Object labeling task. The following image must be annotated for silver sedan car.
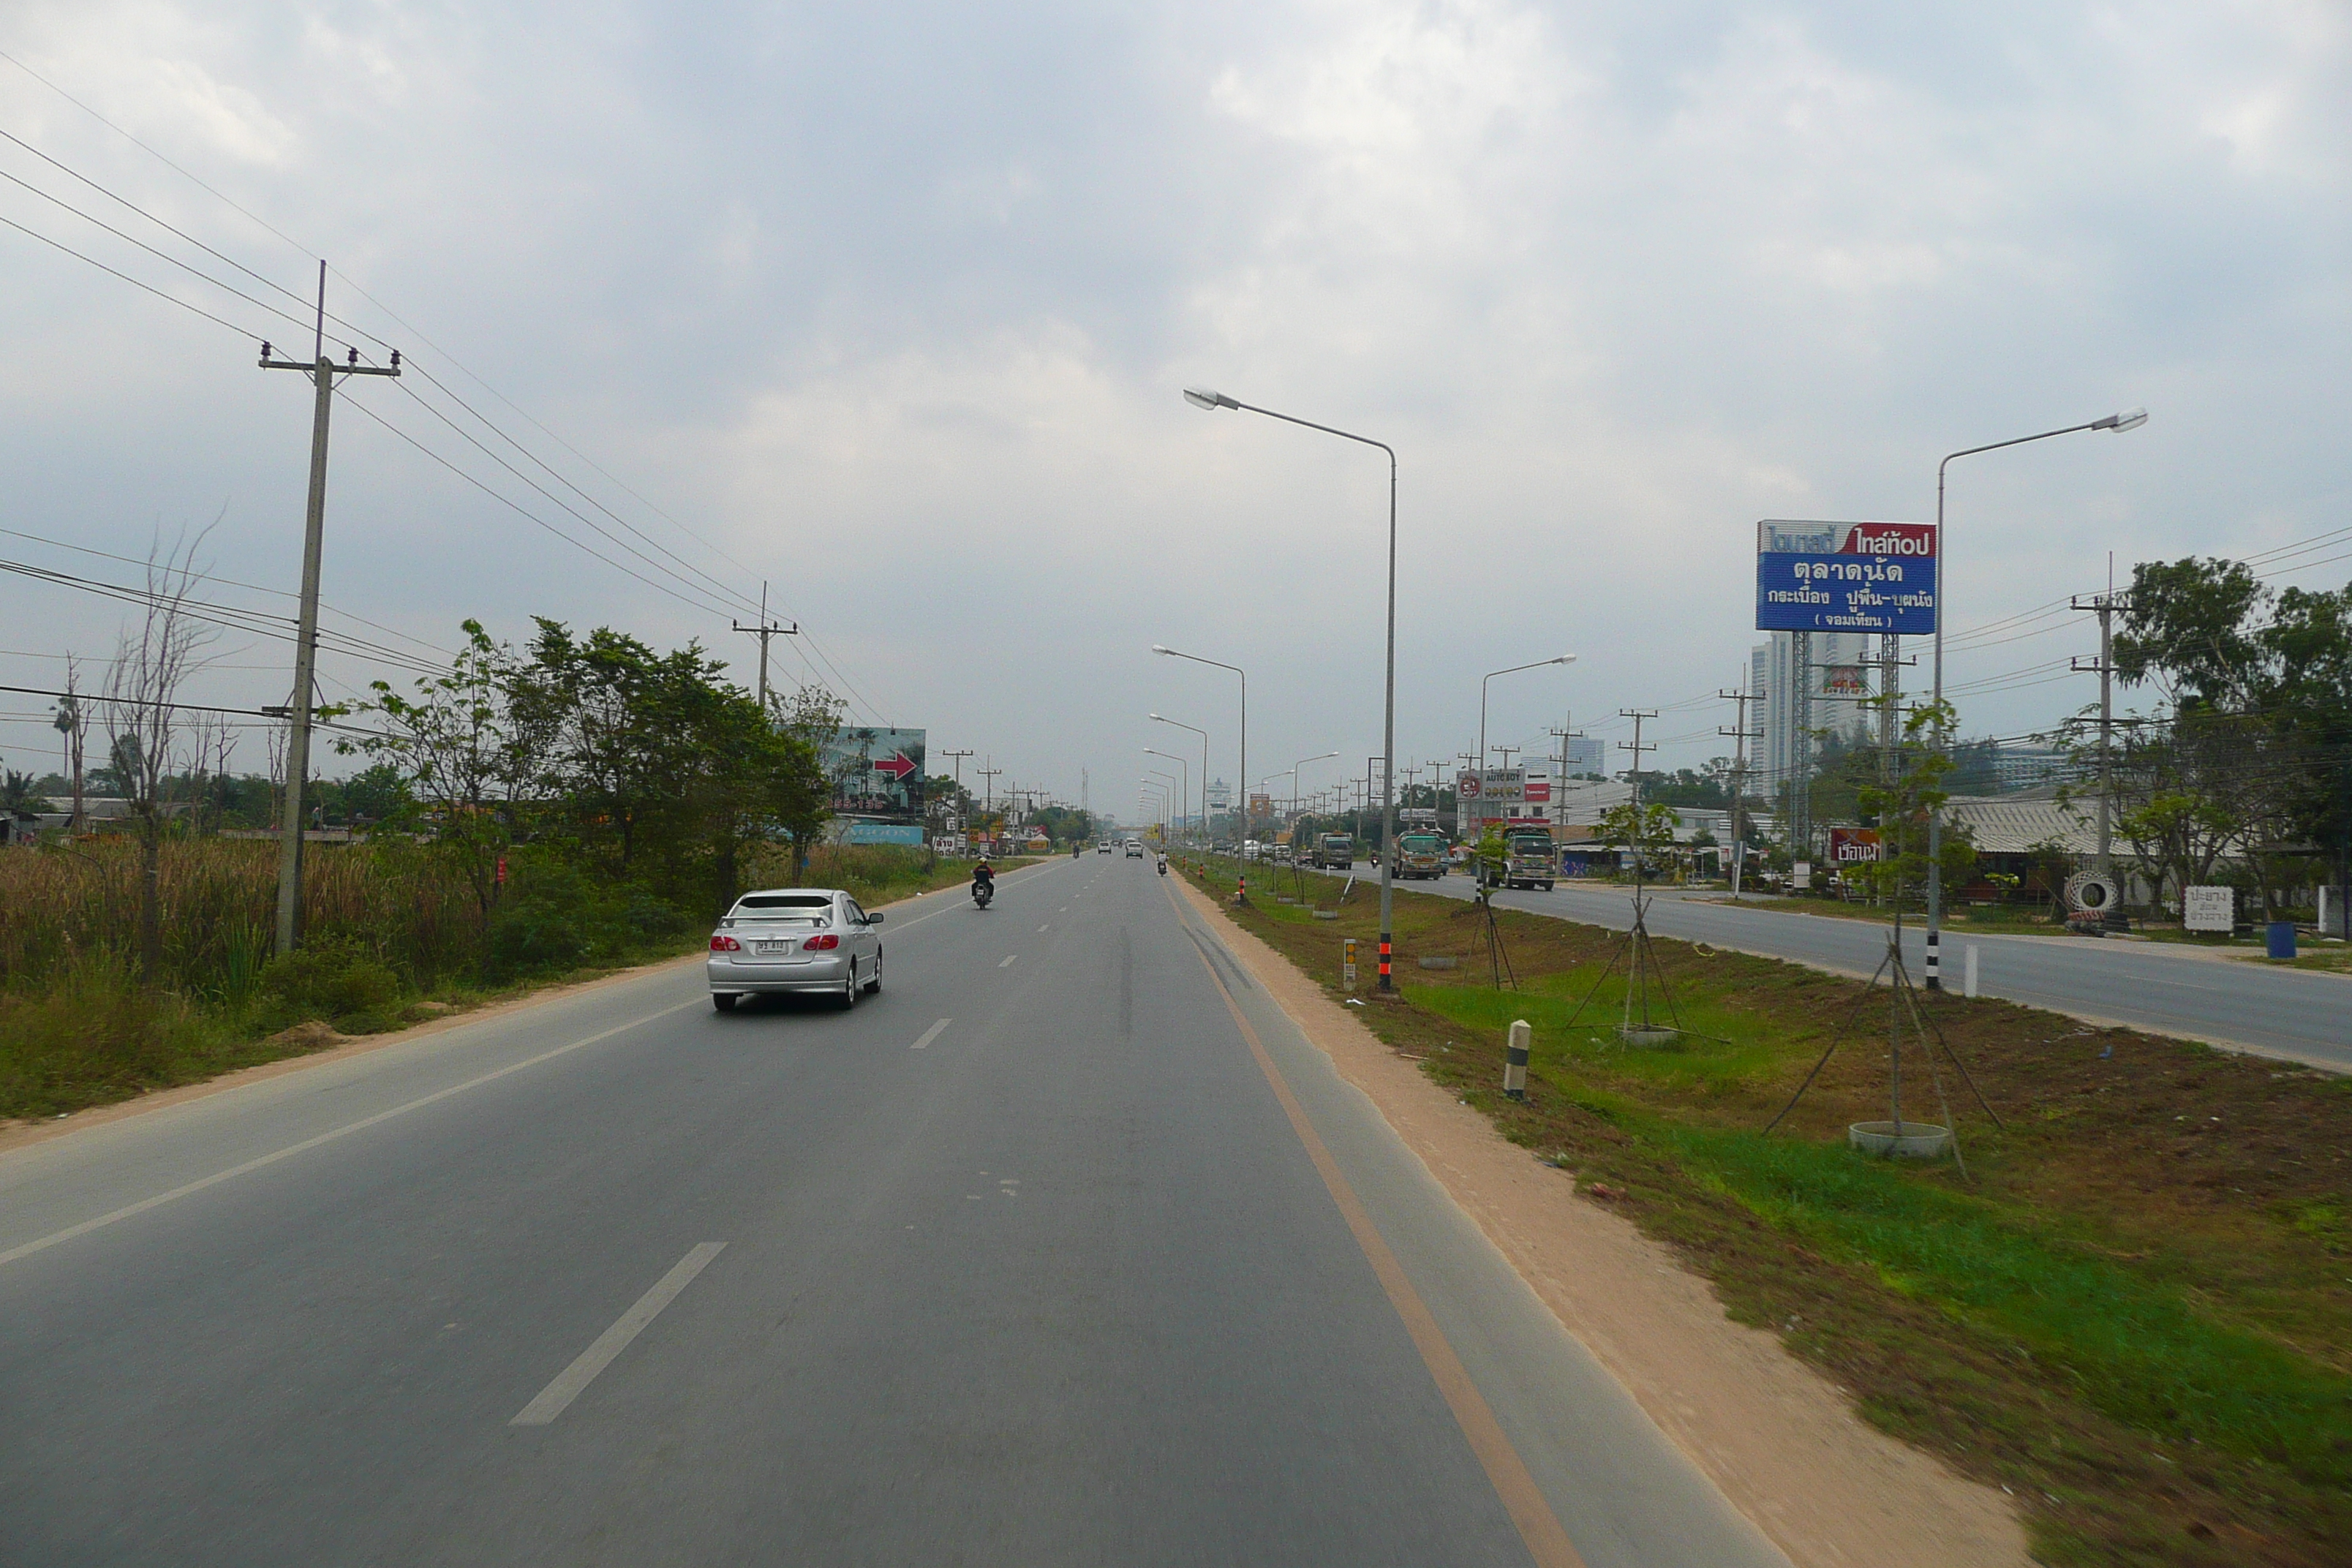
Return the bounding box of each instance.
[706,887,883,1011]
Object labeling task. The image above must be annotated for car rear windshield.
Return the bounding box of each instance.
[1401,834,1441,849]
[732,894,834,923]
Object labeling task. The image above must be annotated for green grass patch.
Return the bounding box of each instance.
[1182,856,2352,1566]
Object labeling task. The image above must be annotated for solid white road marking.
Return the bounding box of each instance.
[511,1243,726,1426]
[911,1018,950,1050]
[1000,954,1017,968]
[0,1000,702,1270]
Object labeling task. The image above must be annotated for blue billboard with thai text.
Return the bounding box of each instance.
[1755,519,1937,635]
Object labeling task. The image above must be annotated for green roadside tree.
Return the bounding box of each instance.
[1852,700,1977,907]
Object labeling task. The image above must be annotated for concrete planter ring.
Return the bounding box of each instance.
[1849,1120,1953,1160]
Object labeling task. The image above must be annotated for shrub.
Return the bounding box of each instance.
[258,936,403,1026]
[483,859,690,983]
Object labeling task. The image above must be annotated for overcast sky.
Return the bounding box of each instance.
[1,1,2345,818]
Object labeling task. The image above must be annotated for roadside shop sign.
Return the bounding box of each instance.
[1827,828,1881,865]
[2183,884,2234,932]
[1756,519,1937,636]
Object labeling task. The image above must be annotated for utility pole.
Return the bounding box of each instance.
[1719,682,1762,896]
[1618,710,1658,807]
[259,263,399,957]
[1547,720,1582,828]
[938,748,973,842]
[2071,586,2131,930]
[1790,630,1812,867]
[979,764,1003,848]
[1490,744,1518,771]
[732,581,799,713]
[51,657,84,831]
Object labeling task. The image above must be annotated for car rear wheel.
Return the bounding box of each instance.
[837,960,859,1011]
[712,993,737,1013]
[864,951,883,995]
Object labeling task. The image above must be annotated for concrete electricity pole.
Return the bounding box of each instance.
[1618,710,1658,808]
[259,263,400,957]
[2071,587,2131,931]
[732,581,799,712]
[1719,683,1762,896]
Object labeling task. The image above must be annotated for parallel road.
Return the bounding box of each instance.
[1325,863,2351,1073]
[0,858,1784,1567]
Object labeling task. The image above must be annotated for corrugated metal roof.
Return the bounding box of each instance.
[1943,792,2098,856]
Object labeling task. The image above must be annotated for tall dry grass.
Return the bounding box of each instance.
[0,836,484,1000]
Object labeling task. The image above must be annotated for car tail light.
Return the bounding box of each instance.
[710,934,742,951]
[803,933,840,951]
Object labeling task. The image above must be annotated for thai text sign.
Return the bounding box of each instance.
[1756,519,1937,635]
[2183,885,2234,932]
[1827,827,1881,865]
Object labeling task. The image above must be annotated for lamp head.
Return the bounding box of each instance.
[1183,387,1239,412]
[1554,653,1578,665]
[1150,644,1171,655]
[2093,407,2149,432]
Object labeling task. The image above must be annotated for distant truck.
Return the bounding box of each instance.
[1500,824,1556,891]
[1311,832,1355,870]
[1390,830,1446,880]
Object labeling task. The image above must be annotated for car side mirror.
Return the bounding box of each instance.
[865,912,884,925]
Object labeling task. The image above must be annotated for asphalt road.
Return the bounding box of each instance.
[1324,863,2351,1073]
[0,856,1784,1567]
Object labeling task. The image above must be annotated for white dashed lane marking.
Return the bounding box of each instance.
[911,1019,950,1050]
[1000,954,1018,968]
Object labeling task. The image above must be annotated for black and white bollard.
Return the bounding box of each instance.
[1504,1019,1531,1101]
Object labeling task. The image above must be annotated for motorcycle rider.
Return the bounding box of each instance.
[970,859,996,900]
[1156,852,1169,875]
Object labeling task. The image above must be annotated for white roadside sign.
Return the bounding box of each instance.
[2183,885,2234,932]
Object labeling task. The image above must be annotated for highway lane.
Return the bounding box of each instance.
[1322,862,2351,1072]
[0,856,1783,1567]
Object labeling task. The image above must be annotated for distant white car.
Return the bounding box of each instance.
[1125,838,1145,857]
[706,887,883,1011]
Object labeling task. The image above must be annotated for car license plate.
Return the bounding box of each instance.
[754,941,788,955]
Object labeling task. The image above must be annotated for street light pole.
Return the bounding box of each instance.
[1186,386,1400,990]
[1145,755,1188,841]
[1923,407,2147,989]
[1150,713,1210,846]
[1153,647,1244,854]
[1291,751,1340,819]
[1480,655,1577,777]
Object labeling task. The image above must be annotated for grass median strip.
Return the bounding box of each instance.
[1180,857,2352,1568]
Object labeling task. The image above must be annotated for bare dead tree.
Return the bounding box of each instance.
[102,527,218,984]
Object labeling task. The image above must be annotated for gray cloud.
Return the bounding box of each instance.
[1,1,2344,806]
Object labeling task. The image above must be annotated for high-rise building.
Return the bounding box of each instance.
[1750,630,1878,800]
[1560,734,1607,775]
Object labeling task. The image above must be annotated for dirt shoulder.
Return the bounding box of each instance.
[1175,875,2030,1568]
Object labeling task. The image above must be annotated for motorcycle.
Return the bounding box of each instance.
[1156,856,1169,876]
[971,877,995,909]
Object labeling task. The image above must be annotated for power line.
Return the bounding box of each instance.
[0,209,263,339]
[0,525,454,660]
[0,91,898,718]
[0,158,331,347]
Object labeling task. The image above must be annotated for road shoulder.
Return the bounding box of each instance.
[1172,874,2030,1568]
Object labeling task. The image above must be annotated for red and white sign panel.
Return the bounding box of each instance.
[1828,827,1882,865]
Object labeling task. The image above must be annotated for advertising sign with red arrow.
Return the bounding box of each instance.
[820,726,928,823]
